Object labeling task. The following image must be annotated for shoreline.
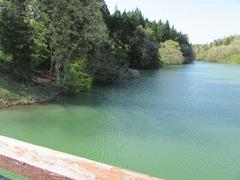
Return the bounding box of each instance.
[0,93,61,110]
[195,59,240,64]
[0,68,140,110]
[0,73,62,110]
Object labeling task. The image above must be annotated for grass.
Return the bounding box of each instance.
[0,50,59,108]
[0,73,59,108]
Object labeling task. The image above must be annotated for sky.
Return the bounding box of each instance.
[105,0,240,44]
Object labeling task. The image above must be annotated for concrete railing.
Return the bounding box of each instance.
[0,135,163,180]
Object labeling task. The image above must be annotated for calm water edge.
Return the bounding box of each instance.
[0,62,240,180]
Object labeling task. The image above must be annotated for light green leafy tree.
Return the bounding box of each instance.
[64,58,93,93]
[159,40,184,65]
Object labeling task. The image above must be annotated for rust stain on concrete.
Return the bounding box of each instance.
[0,135,163,180]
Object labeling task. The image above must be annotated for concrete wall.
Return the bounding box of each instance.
[0,135,163,180]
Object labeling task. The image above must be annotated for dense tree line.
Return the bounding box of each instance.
[104,7,195,67]
[0,0,194,92]
[194,35,240,63]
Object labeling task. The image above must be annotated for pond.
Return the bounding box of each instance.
[0,62,240,180]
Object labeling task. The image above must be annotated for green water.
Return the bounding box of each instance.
[1,62,240,180]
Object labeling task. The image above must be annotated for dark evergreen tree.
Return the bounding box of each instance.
[99,0,111,30]
[129,26,160,69]
[0,0,34,81]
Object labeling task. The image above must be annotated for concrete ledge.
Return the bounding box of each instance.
[0,136,162,180]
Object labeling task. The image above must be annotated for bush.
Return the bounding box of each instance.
[0,50,12,72]
[64,58,93,93]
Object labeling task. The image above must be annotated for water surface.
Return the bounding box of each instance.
[0,62,240,180]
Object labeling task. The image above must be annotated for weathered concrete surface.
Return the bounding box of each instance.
[0,135,163,180]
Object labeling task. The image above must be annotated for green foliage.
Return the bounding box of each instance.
[0,0,34,80]
[88,43,121,84]
[159,40,184,65]
[129,25,160,69]
[64,59,93,93]
[0,50,11,72]
[194,36,240,64]
[0,0,195,95]
[0,0,49,79]
[0,50,11,63]
[39,0,109,87]
[100,0,111,30]
[108,7,194,68]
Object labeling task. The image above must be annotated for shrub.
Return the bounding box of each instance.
[64,58,93,93]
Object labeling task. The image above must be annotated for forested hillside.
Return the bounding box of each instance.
[0,0,194,96]
[194,35,240,63]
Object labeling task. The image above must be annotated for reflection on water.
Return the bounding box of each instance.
[0,62,240,180]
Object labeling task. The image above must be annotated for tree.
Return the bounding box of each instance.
[88,43,121,84]
[99,0,111,30]
[159,40,185,65]
[40,0,109,88]
[0,0,196,93]
[162,20,171,41]
[193,35,240,64]
[129,26,160,69]
[0,0,35,81]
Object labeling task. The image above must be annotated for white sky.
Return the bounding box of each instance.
[105,0,240,44]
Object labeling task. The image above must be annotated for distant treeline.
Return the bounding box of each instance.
[0,0,194,92]
[194,35,240,64]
